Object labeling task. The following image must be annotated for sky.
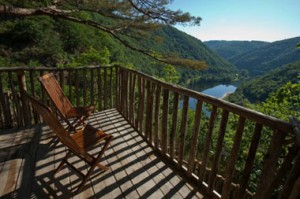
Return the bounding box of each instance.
[169,0,300,42]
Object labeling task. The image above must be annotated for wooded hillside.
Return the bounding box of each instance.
[205,37,300,77]
[229,61,300,104]
[0,15,237,82]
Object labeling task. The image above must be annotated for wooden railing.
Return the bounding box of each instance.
[0,66,117,128]
[0,66,299,198]
[116,67,300,199]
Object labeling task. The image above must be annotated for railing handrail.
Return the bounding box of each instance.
[119,67,293,134]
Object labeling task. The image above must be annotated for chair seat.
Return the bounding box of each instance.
[72,124,111,149]
[66,106,95,119]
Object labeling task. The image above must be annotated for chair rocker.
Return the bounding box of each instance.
[27,94,113,193]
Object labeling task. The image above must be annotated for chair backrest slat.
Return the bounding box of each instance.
[39,73,73,117]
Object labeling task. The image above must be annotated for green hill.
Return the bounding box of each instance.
[0,16,237,82]
[229,61,300,104]
[141,26,237,83]
[204,37,300,78]
[204,40,269,60]
[230,37,300,77]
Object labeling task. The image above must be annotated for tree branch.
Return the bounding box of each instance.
[0,4,205,69]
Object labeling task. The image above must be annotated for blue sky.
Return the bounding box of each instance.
[169,0,300,42]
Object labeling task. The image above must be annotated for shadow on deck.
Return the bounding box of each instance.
[0,109,202,199]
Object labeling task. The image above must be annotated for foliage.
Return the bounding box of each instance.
[161,64,180,84]
[0,0,207,68]
[64,46,111,67]
[229,61,300,104]
[254,80,300,121]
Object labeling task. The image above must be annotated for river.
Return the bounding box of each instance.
[180,82,238,110]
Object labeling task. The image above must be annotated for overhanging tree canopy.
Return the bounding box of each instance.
[0,0,206,69]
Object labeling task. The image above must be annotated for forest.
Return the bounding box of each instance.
[0,11,236,83]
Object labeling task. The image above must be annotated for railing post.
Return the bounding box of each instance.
[17,71,31,126]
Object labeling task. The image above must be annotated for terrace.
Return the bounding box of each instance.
[0,65,299,198]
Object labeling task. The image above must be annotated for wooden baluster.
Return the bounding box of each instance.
[17,71,31,126]
[68,70,73,103]
[208,109,229,195]
[75,70,80,107]
[170,92,179,160]
[104,67,108,110]
[59,70,64,90]
[110,67,113,108]
[82,69,87,106]
[29,71,39,123]
[135,75,141,129]
[161,88,169,155]
[269,144,298,195]
[135,76,142,128]
[131,73,136,126]
[199,106,217,182]
[255,129,286,198]
[97,67,102,111]
[39,71,46,103]
[145,80,153,142]
[120,69,124,114]
[236,123,262,198]
[187,99,203,176]
[280,150,300,198]
[122,70,128,118]
[29,70,35,96]
[221,116,246,198]
[115,66,119,109]
[154,85,161,149]
[128,72,133,123]
[0,72,12,127]
[139,78,146,135]
[8,72,23,126]
[279,118,300,198]
[178,95,189,168]
[90,68,95,106]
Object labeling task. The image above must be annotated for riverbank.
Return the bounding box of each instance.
[221,91,234,100]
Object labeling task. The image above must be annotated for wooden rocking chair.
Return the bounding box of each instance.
[39,73,94,130]
[27,94,113,193]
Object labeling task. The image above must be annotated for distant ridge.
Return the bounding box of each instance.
[204,37,300,77]
[204,40,269,60]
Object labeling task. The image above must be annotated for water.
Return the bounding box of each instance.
[180,83,237,111]
[201,84,237,99]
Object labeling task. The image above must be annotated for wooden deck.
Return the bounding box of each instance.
[0,109,202,199]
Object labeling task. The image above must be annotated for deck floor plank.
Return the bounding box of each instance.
[110,111,177,199]
[0,109,202,199]
[89,111,140,199]
[0,127,31,197]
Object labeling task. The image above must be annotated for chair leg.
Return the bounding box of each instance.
[76,137,113,193]
[54,150,72,174]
